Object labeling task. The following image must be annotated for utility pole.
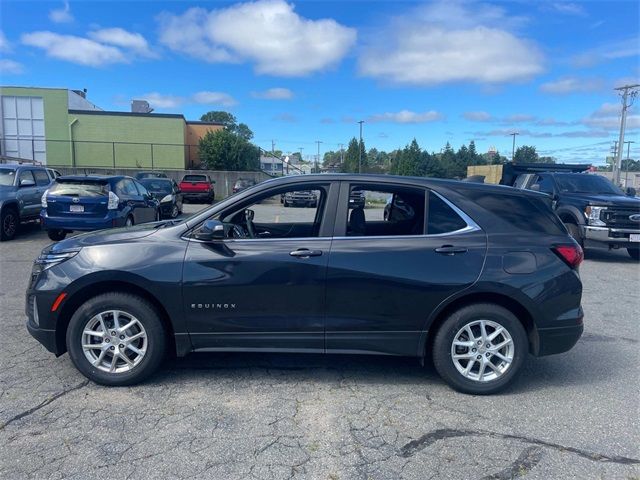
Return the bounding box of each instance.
[315,141,322,174]
[271,140,275,155]
[509,132,519,162]
[357,121,365,173]
[624,140,635,188]
[614,83,640,185]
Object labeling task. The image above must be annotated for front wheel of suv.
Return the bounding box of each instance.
[66,293,167,386]
[627,248,640,261]
[432,303,528,395]
[1,206,18,241]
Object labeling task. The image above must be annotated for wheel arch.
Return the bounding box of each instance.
[556,205,584,225]
[55,280,177,357]
[1,200,20,216]
[422,292,538,356]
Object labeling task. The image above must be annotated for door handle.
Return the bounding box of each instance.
[290,249,323,258]
[435,245,468,255]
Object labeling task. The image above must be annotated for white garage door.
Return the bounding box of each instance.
[1,96,46,164]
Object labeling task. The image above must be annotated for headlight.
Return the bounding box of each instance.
[33,248,81,274]
[585,206,606,226]
[160,194,174,203]
[41,190,49,208]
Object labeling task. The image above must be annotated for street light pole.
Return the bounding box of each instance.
[315,141,322,173]
[357,120,365,173]
[509,132,519,162]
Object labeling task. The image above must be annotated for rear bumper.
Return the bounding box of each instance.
[183,192,212,200]
[534,309,584,356]
[41,211,125,231]
[582,225,640,246]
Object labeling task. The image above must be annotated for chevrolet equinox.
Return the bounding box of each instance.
[27,174,584,394]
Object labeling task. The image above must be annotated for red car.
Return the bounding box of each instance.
[179,174,215,204]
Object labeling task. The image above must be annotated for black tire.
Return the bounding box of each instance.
[66,293,166,386]
[564,222,583,247]
[209,194,215,204]
[432,303,528,395]
[1,206,19,241]
[125,216,134,227]
[47,229,67,241]
[627,248,640,261]
[170,204,179,218]
[284,201,289,208]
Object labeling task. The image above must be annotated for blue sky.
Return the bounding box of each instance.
[1,0,639,164]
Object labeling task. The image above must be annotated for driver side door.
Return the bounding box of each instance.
[183,182,338,352]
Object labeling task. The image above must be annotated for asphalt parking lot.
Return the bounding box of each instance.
[0,204,638,479]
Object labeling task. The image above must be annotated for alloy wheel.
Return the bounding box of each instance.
[3,212,17,237]
[81,310,148,373]
[450,319,514,382]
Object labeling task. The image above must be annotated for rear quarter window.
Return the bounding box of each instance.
[466,191,566,235]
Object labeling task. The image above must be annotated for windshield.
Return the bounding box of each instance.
[0,168,17,186]
[141,179,173,194]
[555,175,624,195]
[235,180,253,187]
[49,180,109,197]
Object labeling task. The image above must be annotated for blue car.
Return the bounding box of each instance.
[41,175,160,241]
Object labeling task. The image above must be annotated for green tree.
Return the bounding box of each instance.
[514,145,539,163]
[200,111,254,140]
[538,156,556,164]
[198,129,259,171]
[341,138,367,173]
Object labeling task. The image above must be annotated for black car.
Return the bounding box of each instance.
[283,189,317,207]
[514,172,640,260]
[139,178,183,219]
[26,174,583,394]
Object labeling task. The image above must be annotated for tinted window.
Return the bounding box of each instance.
[534,175,555,194]
[18,170,35,185]
[465,191,565,235]
[33,170,50,186]
[555,174,623,195]
[49,180,109,197]
[117,179,139,197]
[0,168,17,186]
[347,185,425,237]
[427,192,468,234]
[141,179,173,194]
[183,175,207,182]
[135,181,148,196]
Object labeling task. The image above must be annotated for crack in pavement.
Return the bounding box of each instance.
[481,446,544,480]
[0,380,89,430]
[399,428,640,465]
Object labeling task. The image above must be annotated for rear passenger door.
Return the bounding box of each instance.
[324,182,487,356]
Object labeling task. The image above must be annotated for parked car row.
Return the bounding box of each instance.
[0,167,217,241]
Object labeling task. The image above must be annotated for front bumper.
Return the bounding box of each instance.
[25,292,64,355]
[582,225,640,246]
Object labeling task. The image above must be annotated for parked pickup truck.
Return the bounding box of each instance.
[179,174,215,204]
[0,164,52,241]
[513,171,640,260]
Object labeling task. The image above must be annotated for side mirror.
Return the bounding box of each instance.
[626,187,637,197]
[194,219,225,242]
[20,179,36,188]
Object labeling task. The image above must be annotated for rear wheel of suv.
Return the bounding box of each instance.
[627,248,640,261]
[432,303,528,395]
[0,206,18,241]
[66,293,166,386]
[47,229,67,241]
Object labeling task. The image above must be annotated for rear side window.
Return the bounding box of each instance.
[427,192,468,234]
[33,170,50,186]
[183,175,207,182]
[49,181,109,197]
[466,191,566,235]
[116,179,139,197]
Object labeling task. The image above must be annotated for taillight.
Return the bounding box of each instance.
[552,244,584,269]
[107,191,119,210]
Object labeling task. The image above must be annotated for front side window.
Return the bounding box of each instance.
[346,185,425,237]
[218,185,327,239]
[18,170,35,185]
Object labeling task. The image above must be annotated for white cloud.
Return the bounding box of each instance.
[49,0,74,23]
[22,29,156,67]
[0,59,24,75]
[252,87,294,100]
[582,102,640,130]
[359,1,543,86]
[140,91,237,110]
[463,111,493,122]
[504,114,537,123]
[0,31,11,53]
[157,0,356,76]
[88,28,156,58]
[192,91,237,107]
[540,76,604,94]
[21,31,126,66]
[571,37,639,67]
[367,110,444,124]
[549,3,586,16]
[273,112,297,123]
